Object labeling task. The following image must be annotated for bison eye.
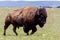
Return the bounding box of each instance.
[41,15,44,17]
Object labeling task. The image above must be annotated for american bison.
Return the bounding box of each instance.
[3,6,47,36]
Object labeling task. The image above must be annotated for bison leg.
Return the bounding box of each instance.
[23,25,29,35]
[3,22,10,36]
[30,26,37,35]
[12,24,18,36]
[13,26,18,36]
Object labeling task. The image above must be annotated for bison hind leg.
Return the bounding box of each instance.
[3,21,11,36]
[13,27,18,36]
[12,24,18,36]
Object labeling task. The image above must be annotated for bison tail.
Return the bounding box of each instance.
[5,14,11,24]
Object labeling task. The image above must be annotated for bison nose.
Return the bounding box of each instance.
[40,24,44,28]
[43,21,46,24]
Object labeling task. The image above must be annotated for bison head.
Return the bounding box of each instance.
[36,8,47,28]
[38,15,47,28]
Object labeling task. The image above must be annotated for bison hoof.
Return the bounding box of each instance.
[3,33,6,36]
[16,34,18,36]
[27,33,29,35]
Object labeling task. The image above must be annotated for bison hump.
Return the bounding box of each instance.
[22,6,38,22]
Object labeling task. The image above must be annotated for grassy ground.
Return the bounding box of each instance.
[0,7,60,40]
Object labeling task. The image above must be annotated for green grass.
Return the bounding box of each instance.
[0,7,60,40]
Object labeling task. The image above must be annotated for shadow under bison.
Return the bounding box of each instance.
[3,6,47,36]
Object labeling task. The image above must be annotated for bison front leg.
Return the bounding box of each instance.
[23,25,29,35]
[30,26,37,35]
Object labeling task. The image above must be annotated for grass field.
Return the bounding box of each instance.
[0,7,60,40]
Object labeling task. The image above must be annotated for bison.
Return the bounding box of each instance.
[3,6,47,36]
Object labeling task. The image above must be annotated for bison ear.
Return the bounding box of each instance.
[39,8,47,18]
[37,8,42,16]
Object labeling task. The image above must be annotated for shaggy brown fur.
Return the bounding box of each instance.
[3,6,47,36]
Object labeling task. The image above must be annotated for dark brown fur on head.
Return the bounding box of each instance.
[36,8,47,28]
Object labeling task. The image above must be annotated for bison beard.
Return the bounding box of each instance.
[3,6,47,36]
